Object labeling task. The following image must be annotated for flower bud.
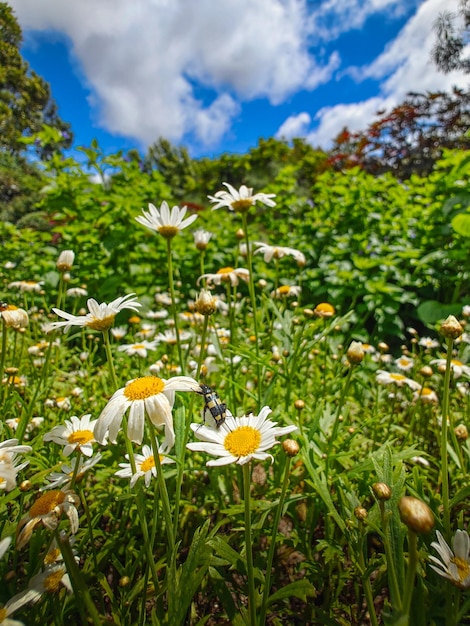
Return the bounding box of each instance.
[455,424,468,441]
[294,399,305,411]
[354,506,368,521]
[372,482,392,501]
[347,340,364,364]
[282,439,300,457]
[419,365,433,378]
[398,496,434,534]
[440,315,464,340]
[56,249,75,272]
[194,289,217,316]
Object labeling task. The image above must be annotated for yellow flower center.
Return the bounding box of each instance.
[158,225,179,239]
[29,491,66,517]
[133,344,145,350]
[451,359,463,367]
[278,285,291,295]
[422,388,433,396]
[128,316,141,324]
[6,304,18,311]
[231,199,253,213]
[124,376,165,400]
[68,430,94,446]
[390,373,406,382]
[224,426,261,457]
[141,456,155,472]
[44,567,66,593]
[452,556,470,584]
[217,267,234,274]
[87,314,116,331]
[315,302,335,316]
[44,547,61,565]
[0,608,7,622]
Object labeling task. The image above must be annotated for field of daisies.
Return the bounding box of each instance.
[1,143,470,625]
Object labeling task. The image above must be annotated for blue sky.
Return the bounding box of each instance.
[9,0,468,159]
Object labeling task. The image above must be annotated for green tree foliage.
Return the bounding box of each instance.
[432,0,470,73]
[328,88,470,179]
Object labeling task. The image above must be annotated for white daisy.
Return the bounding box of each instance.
[43,414,98,457]
[187,406,297,466]
[115,444,174,488]
[110,325,128,340]
[418,336,440,349]
[376,370,421,390]
[136,201,197,239]
[8,280,44,293]
[198,266,250,287]
[56,250,75,272]
[430,358,470,379]
[94,375,199,448]
[208,183,276,214]
[413,387,438,404]
[193,228,213,251]
[42,454,102,491]
[254,242,305,266]
[117,340,158,358]
[51,294,141,332]
[155,329,192,345]
[66,287,88,298]
[430,530,470,589]
[272,285,301,299]
[27,563,72,596]
[395,355,414,372]
[0,439,32,492]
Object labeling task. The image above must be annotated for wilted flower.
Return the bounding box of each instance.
[430,530,470,589]
[136,201,197,239]
[94,375,199,448]
[51,294,141,332]
[1,305,29,330]
[16,488,80,550]
[187,406,297,466]
[208,182,276,214]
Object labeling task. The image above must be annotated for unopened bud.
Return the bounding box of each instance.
[354,506,368,521]
[455,424,468,441]
[56,249,75,272]
[372,482,392,501]
[398,496,434,534]
[282,439,300,457]
[194,289,217,316]
[294,399,305,411]
[440,315,464,340]
[347,340,364,364]
[419,365,433,378]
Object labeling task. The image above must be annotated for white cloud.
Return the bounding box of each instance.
[306,0,469,148]
[276,112,312,140]
[9,0,338,148]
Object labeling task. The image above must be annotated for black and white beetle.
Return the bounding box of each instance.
[196,384,227,428]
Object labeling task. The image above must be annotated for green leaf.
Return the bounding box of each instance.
[451,212,470,237]
[417,300,462,325]
[267,579,316,605]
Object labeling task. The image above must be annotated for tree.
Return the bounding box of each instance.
[0,2,72,158]
[327,88,470,179]
[432,0,470,74]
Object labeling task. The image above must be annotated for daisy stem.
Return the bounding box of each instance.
[166,237,184,371]
[379,500,402,611]
[149,425,175,549]
[69,449,82,491]
[325,363,355,477]
[440,337,453,540]
[102,328,118,390]
[242,462,257,626]
[56,530,102,626]
[56,273,67,310]
[258,455,292,625]
[226,281,237,413]
[241,213,261,407]
[402,529,418,621]
[0,320,7,398]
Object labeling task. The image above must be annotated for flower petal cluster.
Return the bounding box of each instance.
[208,183,276,214]
[376,370,421,390]
[117,340,158,358]
[94,375,198,448]
[254,242,305,266]
[430,530,470,589]
[43,414,98,457]
[0,439,31,492]
[51,294,141,332]
[198,267,250,287]
[430,358,470,379]
[136,201,197,239]
[187,406,297,466]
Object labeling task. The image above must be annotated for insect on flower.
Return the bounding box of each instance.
[196,384,227,428]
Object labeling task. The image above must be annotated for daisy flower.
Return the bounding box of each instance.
[8,280,44,293]
[395,355,414,372]
[56,250,75,272]
[94,375,198,448]
[376,370,421,390]
[42,454,102,491]
[314,302,335,318]
[193,228,213,251]
[272,285,301,299]
[136,201,197,239]
[198,266,250,287]
[430,530,470,589]
[1,306,29,330]
[43,414,98,457]
[208,183,276,214]
[51,294,141,332]
[419,336,440,349]
[155,329,192,345]
[430,358,470,379]
[115,443,174,488]
[413,387,438,404]
[254,242,305,266]
[27,563,72,597]
[16,488,80,550]
[187,406,297,466]
[66,287,88,298]
[117,340,158,358]
[110,325,128,339]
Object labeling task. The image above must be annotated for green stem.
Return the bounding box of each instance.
[166,237,184,371]
[402,530,418,621]
[0,320,7,400]
[242,462,257,626]
[102,328,118,390]
[325,364,355,477]
[241,213,262,407]
[149,425,175,549]
[380,501,402,612]
[259,456,292,625]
